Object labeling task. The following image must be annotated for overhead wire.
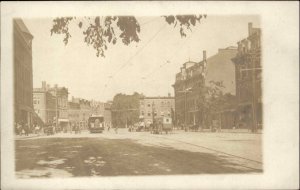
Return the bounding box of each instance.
[101,22,168,98]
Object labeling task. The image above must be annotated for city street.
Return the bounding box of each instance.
[15,129,262,178]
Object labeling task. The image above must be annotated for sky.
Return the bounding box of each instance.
[23,15,260,102]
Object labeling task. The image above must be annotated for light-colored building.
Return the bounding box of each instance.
[14,19,34,127]
[48,85,69,124]
[70,97,91,122]
[139,95,175,125]
[90,99,112,127]
[205,47,238,95]
[33,81,56,123]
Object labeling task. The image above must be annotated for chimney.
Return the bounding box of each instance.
[42,81,46,90]
[168,93,171,97]
[54,84,58,89]
[46,84,50,90]
[203,50,206,61]
[248,22,253,36]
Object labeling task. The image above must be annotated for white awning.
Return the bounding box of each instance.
[58,119,69,122]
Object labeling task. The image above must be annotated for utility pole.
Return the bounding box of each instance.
[152,102,155,125]
[55,87,58,128]
[184,90,187,130]
[239,56,261,133]
[251,53,257,133]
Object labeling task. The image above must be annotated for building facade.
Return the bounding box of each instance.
[173,52,206,127]
[139,95,175,125]
[14,19,34,127]
[33,81,56,124]
[48,85,69,124]
[205,47,238,129]
[232,23,262,131]
[90,99,112,127]
[173,47,238,129]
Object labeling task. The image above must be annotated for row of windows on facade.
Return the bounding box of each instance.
[140,112,171,117]
[140,101,172,107]
[33,97,68,107]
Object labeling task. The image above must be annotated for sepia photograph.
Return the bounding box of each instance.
[1,1,299,190]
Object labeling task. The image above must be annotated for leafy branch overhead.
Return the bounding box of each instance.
[50,15,206,58]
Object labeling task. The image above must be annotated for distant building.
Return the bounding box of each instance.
[90,99,112,127]
[14,19,34,127]
[139,95,175,125]
[33,81,56,123]
[48,84,69,125]
[104,102,112,127]
[68,101,80,123]
[232,23,262,131]
[70,97,91,121]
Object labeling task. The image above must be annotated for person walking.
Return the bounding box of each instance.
[24,123,29,136]
[114,125,118,134]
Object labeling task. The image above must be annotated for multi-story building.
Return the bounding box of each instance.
[90,99,112,127]
[232,23,262,131]
[173,54,206,127]
[205,47,238,129]
[48,85,69,124]
[68,101,80,123]
[139,95,175,125]
[33,81,56,123]
[14,19,34,127]
[68,97,91,126]
[173,47,238,128]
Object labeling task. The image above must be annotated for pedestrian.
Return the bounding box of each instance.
[114,125,118,134]
[24,123,29,136]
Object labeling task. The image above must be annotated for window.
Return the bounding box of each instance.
[148,104,151,107]
[148,113,151,116]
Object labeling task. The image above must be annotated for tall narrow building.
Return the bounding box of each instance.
[14,19,34,128]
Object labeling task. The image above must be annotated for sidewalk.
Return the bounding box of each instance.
[183,128,263,134]
[15,133,43,140]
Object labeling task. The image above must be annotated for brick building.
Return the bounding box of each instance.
[14,19,34,127]
[173,47,238,129]
[232,23,262,131]
[173,53,206,127]
[139,95,175,125]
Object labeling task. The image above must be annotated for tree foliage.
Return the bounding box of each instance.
[111,92,143,128]
[164,15,206,37]
[50,15,206,58]
[197,80,231,127]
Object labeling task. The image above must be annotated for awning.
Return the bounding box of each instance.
[18,104,35,113]
[58,119,69,123]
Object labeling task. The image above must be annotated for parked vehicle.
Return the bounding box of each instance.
[88,115,104,133]
[150,116,173,134]
[161,116,173,134]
